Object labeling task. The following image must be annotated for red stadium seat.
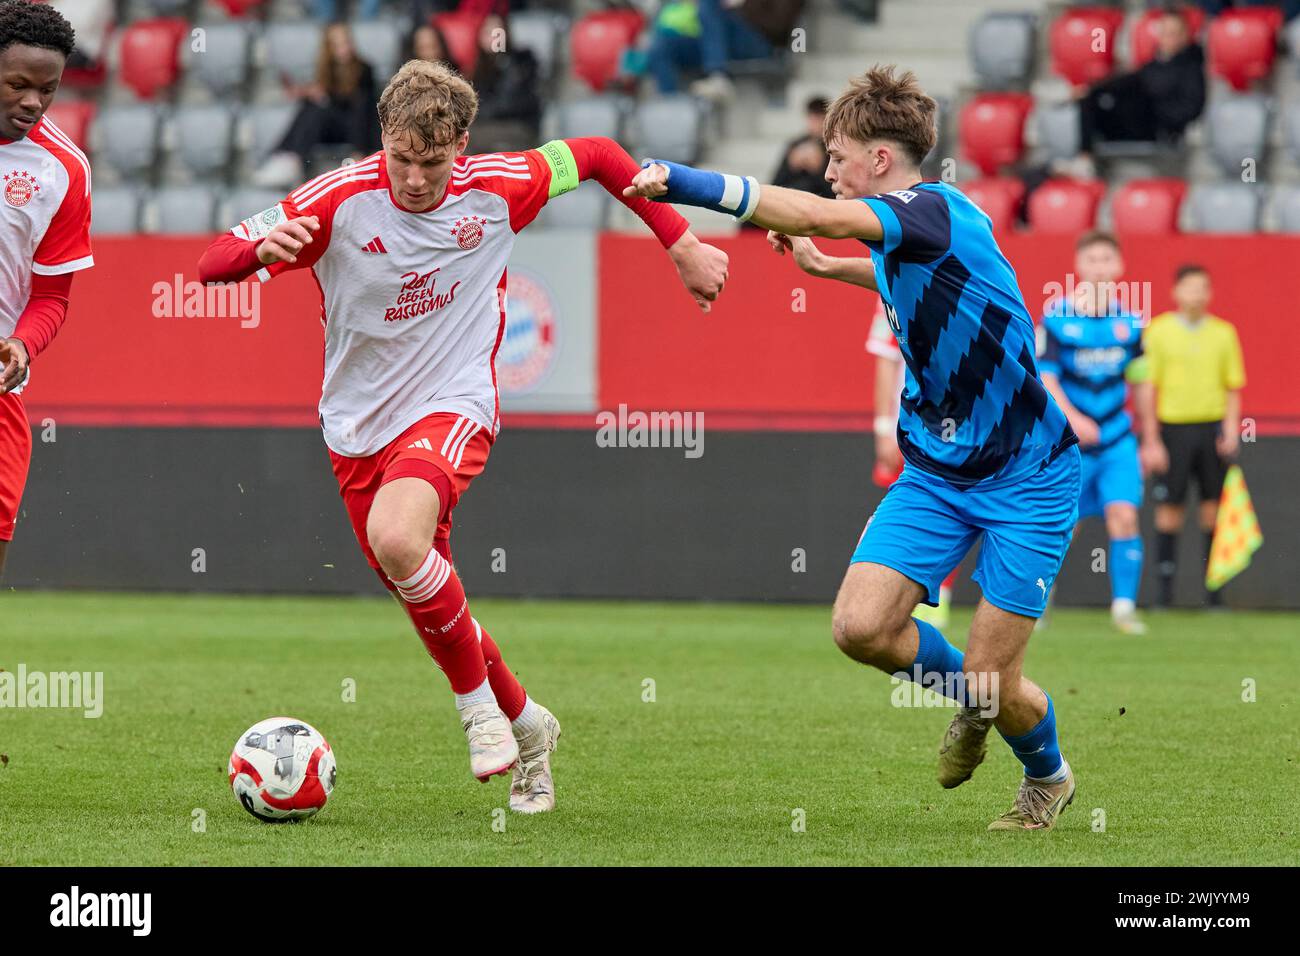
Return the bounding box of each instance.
[958,93,1033,177]
[1026,177,1104,234]
[118,18,188,100]
[42,100,96,151]
[433,11,484,75]
[960,177,1025,234]
[211,0,263,17]
[1207,8,1282,91]
[1111,178,1187,235]
[1049,6,1126,86]
[571,10,644,91]
[1131,5,1206,68]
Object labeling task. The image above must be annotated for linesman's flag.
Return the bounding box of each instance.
[1206,465,1263,591]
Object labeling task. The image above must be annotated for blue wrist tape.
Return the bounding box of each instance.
[642,159,761,220]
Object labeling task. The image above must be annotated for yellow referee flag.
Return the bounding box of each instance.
[1206,465,1263,591]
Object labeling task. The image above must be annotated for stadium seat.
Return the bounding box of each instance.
[1206,94,1270,177]
[1131,5,1207,68]
[42,101,96,152]
[1282,100,1300,163]
[969,12,1036,89]
[1110,178,1186,234]
[958,93,1033,176]
[118,17,189,100]
[1034,101,1080,163]
[172,105,237,178]
[539,180,608,230]
[223,187,288,227]
[1271,184,1300,232]
[264,21,324,87]
[960,177,1024,234]
[1187,182,1261,232]
[187,22,252,98]
[90,187,141,235]
[1048,7,1126,86]
[570,10,643,92]
[433,11,483,75]
[1207,7,1282,91]
[1026,178,1104,233]
[148,185,220,235]
[546,95,625,141]
[632,96,704,165]
[212,0,264,16]
[144,0,192,15]
[241,103,297,166]
[351,19,403,85]
[93,104,162,178]
[511,9,566,85]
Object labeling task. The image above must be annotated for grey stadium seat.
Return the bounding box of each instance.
[173,105,237,177]
[91,187,141,235]
[1187,183,1260,233]
[1281,101,1300,165]
[242,103,297,163]
[970,13,1036,89]
[547,96,624,142]
[539,180,607,230]
[510,10,565,84]
[632,95,703,166]
[263,22,324,87]
[1206,95,1269,177]
[188,22,252,97]
[1271,185,1300,232]
[223,187,289,228]
[351,19,402,85]
[1035,102,1080,163]
[93,104,162,178]
[149,185,220,234]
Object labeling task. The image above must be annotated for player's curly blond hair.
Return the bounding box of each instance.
[823,65,937,167]
[377,59,479,152]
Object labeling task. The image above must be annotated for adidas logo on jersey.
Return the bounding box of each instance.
[361,236,388,254]
[407,438,433,451]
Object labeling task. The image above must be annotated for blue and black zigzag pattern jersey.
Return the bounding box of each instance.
[1037,298,1145,455]
[861,181,1077,490]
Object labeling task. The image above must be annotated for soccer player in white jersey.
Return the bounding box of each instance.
[199,61,728,813]
[0,0,93,578]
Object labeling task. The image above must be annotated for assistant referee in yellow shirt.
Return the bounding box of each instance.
[1138,265,1246,608]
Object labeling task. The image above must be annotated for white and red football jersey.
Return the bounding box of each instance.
[233,148,560,457]
[866,300,906,423]
[0,116,93,342]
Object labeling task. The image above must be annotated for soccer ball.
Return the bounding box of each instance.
[228,717,336,822]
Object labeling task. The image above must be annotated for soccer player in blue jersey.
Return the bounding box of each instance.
[627,66,1081,830]
[1037,232,1157,635]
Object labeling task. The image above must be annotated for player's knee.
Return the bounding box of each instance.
[831,604,905,664]
[1107,504,1140,539]
[367,523,429,580]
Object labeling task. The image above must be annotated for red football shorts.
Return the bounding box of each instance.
[329,412,493,572]
[0,391,32,541]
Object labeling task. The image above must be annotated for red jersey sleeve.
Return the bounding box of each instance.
[33,158,93,276]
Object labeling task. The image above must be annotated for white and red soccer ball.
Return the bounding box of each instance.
[228,717,336,822]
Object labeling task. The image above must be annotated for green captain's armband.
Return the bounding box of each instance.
[539,140,580,199]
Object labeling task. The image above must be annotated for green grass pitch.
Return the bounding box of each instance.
[1,591,1295,866]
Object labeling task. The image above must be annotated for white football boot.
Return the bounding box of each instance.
[509,705,561,814]
[460,703,519,782]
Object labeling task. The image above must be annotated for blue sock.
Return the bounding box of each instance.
[903,618,968,702]
[1000,694,1065,780]
[1110,536,1143,604]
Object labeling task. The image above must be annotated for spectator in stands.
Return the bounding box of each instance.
[467,13,541,153]
[771,95,835,200]
[1141,265,1247,609]
[1075,8,1205,167]
[646,0,776,99]
[255,23,382,188]
[405,22,460,72]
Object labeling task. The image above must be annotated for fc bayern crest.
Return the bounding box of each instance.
[3,170,38,208]
[498,269,558,395]
[451,214,487,250]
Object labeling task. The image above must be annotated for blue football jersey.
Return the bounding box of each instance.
[861,181,1077,490]
[1037,298,1145,454]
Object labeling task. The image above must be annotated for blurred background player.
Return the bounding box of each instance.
[0,0,93,579]
[1037,232,1155,634]
[199,60,728,814]
[632,66,1082,832]
[1142,264,1246,609]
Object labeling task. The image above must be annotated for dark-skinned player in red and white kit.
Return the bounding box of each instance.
[0,0,93,579]
[198,60,728,813]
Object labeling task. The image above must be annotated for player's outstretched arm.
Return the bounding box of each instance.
[768,232,877,290]
[624,161,884,242]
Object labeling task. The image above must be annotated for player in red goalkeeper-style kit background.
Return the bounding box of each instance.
[198,60,729,814]
[0,0,93,579]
